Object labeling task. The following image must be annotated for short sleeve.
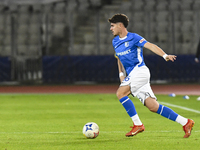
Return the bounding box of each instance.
[133,33,148,47]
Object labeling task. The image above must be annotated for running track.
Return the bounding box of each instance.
[0,84,199,95]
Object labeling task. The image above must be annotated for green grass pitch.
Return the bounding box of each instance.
[0,94,199,150]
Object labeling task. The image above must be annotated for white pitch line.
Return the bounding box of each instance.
[0,131,199,134]
[159,101,200,114]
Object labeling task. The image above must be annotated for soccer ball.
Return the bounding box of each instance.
[82,122,99,139]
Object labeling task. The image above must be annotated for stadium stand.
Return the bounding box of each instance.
[0,0,199,56]
[0,0,199,83]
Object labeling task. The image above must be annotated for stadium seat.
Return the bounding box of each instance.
[99,44,107,55]
[17,45,28,55]
[156,1,169,10]
[67,0,78,11]
[99,22,108,33]
[133,0,145,11]
[17,24,29,35]
[29,24,39,33]
[83,44,95,55]
[18,13,30,24]
[169,0,181,10]
[1,46,11,56]
[99,44,114,55]
[104,44,114,55]
[155,11,169,22]
[149,31,157,42]
[99,33,107,44]
[132,11,145,23]
[78,0,89,11]
[9,5,18,12]
[0,14,4,25]
[120,1,132,12]
[89,0,102,8]
[174,21,181,32]
[181,33,193,43]
[156,22,169,33]
[180,10,194,21]
[144,0,156,10]
[18,5,29,13]
[3,24,11,35]
[133,22,145,35]
[0,46,3,54]
[4,14,11,26]
[181,43,193,54]
[29,13,39,24]
[29,45,40,55]
[54,13,67,24]
[180,21,193,33]
[32,4,42,12]
[54,2,66,13]
[84,33,95,44]
[180,0,193,10]
[157,42,169,52]
[42,4,52,13]
[174,31,182,42]
[3,35,11,45]
[172,11,181,22]
[174,42,182,54]
[72,44,84,55]
[52,24,65,37]
[17,35,28,45]
[28,34,39,45]
[157,32,169,43]
[104,33,113,44]
[193,0,200,10]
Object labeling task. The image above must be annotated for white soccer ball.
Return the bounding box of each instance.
[82,122,99,139]
[197,97,200,101]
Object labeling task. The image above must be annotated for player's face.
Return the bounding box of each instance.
[110,23,120,36]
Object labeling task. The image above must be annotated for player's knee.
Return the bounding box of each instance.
[116,90,123,99]
[145,97,159,112]
[148,105,158,113]
[116,88,130,99]
[116,85,131,100]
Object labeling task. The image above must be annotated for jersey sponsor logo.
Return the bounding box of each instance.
[125,42,129,47]
[116,49,131,56]
[139,38,146,43]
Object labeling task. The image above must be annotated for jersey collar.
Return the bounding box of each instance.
[119,32,129,40]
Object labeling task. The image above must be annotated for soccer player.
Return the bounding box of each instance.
[108,14,194,138]
[195,39,200,63]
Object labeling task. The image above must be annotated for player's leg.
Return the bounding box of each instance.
[117,85,145,137]
[116,85,143,126]
[144,94,195,138]
[118,67,149,137]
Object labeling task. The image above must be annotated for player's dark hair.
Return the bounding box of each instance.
[108,14,129,28]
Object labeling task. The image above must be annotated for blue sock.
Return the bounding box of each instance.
[119,96,137,117]
[156,104,178,121]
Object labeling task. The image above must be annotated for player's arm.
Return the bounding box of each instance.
[195,40,200,63]
[116,56,126,82]
[144,42,176,62]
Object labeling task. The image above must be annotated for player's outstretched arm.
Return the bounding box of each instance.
[144,42,176,62]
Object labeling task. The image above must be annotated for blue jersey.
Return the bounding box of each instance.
[112,32,147,75]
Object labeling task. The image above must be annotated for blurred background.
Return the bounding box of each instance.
[0,0,200,85]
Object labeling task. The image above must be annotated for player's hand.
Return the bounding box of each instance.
[165,55,176,62]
